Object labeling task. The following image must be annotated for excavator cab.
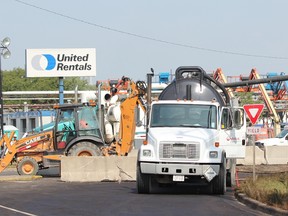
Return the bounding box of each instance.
[55,108,76,149]
[54,104,104,151]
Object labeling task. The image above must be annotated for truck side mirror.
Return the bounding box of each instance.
[221,108,232,129]
[233,109,244,129]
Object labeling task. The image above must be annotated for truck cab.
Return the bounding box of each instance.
[137,66,246,194]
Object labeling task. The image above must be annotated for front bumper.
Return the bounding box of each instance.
[140,162,220,182]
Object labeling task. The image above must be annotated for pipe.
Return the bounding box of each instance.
[146,69,154,131]
[186,85,191,100]
[223,75,288,88]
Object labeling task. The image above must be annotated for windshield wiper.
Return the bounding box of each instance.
[179,124,202,127]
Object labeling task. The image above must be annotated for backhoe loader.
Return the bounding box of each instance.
[0,77,147,175]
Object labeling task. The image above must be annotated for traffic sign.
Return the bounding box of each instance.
[243,104,264,125]
[246,127,265,135]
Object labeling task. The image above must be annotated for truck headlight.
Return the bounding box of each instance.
[209,151,218,158]
[142,149,152,157]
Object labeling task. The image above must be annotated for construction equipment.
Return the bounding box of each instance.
[3,67,288,180]
[0,77,147,175]
[137,66,288,194]
[0,103,105,175]
[137,66,246,194]
[221,68,288,135]
[101,77,147,156]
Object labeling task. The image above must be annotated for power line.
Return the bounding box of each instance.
[14,0,288,60]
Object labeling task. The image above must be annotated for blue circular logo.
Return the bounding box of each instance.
[31,54,56,71]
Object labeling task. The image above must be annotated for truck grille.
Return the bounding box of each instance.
[159,142,200,159]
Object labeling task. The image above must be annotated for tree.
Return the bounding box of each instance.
[2,68,96,104]
[235,92,263,106]
[3,68,96,91]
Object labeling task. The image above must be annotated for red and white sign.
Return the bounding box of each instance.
[243,104,264,125]
[246,127,264,135]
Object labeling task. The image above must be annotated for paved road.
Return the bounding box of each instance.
[0,171,269,216]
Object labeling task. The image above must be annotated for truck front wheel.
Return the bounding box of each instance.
[68,142,102,156]
[212,159,226,195]
[17,157,39,176]
[136,163,151,194]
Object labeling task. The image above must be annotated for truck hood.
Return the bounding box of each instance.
[148,127,217,143]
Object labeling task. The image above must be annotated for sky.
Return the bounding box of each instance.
[2,0,288,84]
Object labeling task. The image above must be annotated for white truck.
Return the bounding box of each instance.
[255,127,288,149]
[137,66,247,194]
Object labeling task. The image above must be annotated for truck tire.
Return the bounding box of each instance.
[136,163,151,194]
[17,157,39,176]
[68,142,102,156]
[212,159,226,195]
[226,171,231,187]
[226,158,236,187]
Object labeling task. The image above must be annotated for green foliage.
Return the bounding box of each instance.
[235,92,263,106]
[2,68,96,104]
[239,173,288,210]
[2,68,96,91]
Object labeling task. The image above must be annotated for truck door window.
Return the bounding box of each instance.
[221,108,232,129]
[233,108,244,128]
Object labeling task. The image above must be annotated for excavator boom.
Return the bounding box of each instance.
[116,80,147,156]
[100,78,147,156]
[0,131,17,173]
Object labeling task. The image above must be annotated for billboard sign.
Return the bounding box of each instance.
[26,48,96,77]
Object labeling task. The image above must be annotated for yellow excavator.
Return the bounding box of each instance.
[0,77,147,175]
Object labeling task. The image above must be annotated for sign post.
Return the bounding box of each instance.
[243,104,264,182]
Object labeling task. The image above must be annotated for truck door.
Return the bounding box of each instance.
[55,109,76,149]
[219,107,246,158]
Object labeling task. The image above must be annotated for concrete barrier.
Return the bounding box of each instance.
[61,150,138,182]
[61,146,287,182]
[265,146,288,165]
[237,146,267,165]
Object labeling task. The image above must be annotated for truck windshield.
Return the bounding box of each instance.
[150,104,217,129]
[275,129,288,138]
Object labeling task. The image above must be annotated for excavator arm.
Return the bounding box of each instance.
[249,69,281,134]
[213,68,235,98]
[102,79,147,156]
[0,131,17,173]
[116,80,147,156]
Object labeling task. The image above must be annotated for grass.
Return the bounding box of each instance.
[238,173,288,210]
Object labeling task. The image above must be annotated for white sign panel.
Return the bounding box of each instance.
[25,48,96,77]
[246,127,263,135]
